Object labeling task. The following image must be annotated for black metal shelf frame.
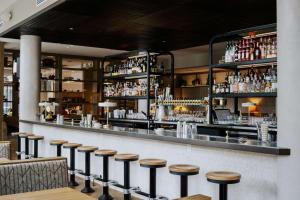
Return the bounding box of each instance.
[101,50,174,121]
[208,23,277,124]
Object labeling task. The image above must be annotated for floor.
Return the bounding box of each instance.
[71,176,141,200]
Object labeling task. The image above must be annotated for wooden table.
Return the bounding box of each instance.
[0,187,95,200]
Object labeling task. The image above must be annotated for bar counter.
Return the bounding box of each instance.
[20,119,289,200]
[20,120,289,155]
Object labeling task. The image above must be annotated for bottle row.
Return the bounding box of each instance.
[224,35,277,63]
[213,67,277,94]
[104,79,156,97]
[104,55,164,76]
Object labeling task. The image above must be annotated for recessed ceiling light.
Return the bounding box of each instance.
[69,27,74,31]
[162,40,166,43]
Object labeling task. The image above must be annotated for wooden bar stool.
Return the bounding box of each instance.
[50,140,68,157]
[115,153,139,200]
[206,171,241,200]
[139,158,167,199]
[95,149,117,200]
[19,133,34,159]
[169,164,200,198]
[28,135,44,158]
[176,194,211,200]
[78,146,98,193]
[63,143,82,186]
[11,132,26,159]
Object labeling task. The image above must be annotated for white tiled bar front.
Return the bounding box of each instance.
[21,121,279,200]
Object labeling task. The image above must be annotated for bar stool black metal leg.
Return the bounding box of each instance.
[69,148,79,186]
[180,175,188,197]
[219,184,228,200]
[124,161,131,200]
[99,156,113,200]
[25,138,29,159]
[149,168,157,199]
[33,140,39,158]
[17,136,21,160]
[81,152,94,193]
[57,144,62,157]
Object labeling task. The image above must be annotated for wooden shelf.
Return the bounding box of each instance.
[62,79,97,83]
[211,57,277,69]
[103,72,163,80]
[103,96,150,100]
[62,67,97,71]
[212,92,277,98]
[180,85,208,88]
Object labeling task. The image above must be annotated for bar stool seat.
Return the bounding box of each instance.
[139,158,167,168]
[50,140,68,157]
[28,135,44,158]
[206,171,241,183]
[63,143,82,148]
[28,135,44,140]
[115,153,139,200]
[95,149,117,200]
[19,133,34,138]
[50,140,68,145]
[139,158,167,199]
[77,146,98,193]
[206,171,241,200]
[78,146,98,152]
[12,132,32,159]
[169,164,200,175]
[176,194,211,200]
[114,153,139,161]
[19,133,34,159]
[63,143,82,186]
[95,149,117,156]
[169,164,200,198]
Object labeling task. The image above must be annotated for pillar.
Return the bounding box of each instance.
[0,42,4,140]
[19,35,40,127]
[277,0,300,199]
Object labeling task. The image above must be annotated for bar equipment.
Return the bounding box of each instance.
[98,101,117,129]
[242,102,256,125]
[38,102,59,122]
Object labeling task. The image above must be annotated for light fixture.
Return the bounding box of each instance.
[98,101,117,129]
[68,27,74,31]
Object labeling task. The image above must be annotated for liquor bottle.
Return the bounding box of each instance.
[254,41,261,60]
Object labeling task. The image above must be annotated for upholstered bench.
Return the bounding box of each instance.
[0,157,69,196]
[0,141,10,159]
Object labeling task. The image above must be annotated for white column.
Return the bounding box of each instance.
[277,0,300,199]
[19,35,41,125]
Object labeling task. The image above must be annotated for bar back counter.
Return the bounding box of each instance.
[20,120,289,200]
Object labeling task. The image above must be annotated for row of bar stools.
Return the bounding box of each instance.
[77,146,98,193]
[63,143,82,186]
[139,158,167,199]
[114,153,139,200]
[95,149,117,200]
[206,171,241,200]
[28,135,44,158]
[50,140,68,156]
[169,164,200,197]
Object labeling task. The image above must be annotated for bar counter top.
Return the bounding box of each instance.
[20,119,290,156]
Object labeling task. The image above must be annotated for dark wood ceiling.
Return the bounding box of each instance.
[2,0,276,51]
